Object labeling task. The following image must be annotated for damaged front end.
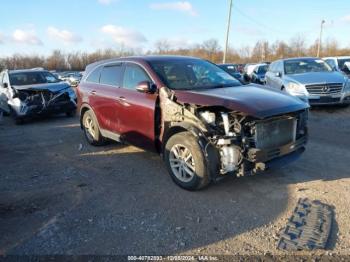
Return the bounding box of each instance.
[8,86,77,119]
[160,88,308,181]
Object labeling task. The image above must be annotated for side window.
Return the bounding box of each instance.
[123,64,151,90]
[86,66,101,83]
[100,64,122,86]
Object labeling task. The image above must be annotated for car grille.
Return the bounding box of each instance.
[254,117,297,149]
[305,83,343,95]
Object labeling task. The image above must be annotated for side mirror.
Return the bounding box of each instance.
[136,81,156,93]
[2,83,8,88]
[275,72,282,77]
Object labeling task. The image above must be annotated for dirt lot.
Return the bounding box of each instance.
[0,106,350,257]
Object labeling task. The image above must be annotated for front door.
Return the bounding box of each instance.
[117,63,157,151]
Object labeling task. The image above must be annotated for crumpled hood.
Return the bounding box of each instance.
[285,71,347,85]
[12,81,71,92]
[173,84,309,119]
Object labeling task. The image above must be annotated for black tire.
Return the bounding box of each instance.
[82,110,105,146]
[164,131,210,190]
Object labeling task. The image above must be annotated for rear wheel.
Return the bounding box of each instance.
[82,110,105,146]
[164,132,210,190]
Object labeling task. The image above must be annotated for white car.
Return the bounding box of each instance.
[323,56,350,77]
[265,57,350,105]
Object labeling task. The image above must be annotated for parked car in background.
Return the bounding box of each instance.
[242,63,257,82]
[0,68,77,124]
[77,55,309,190]
[251,64,268,85]
[323,56,350,77]
[217,64,244,83]
[58,71,83,87]
[265,57,350,105]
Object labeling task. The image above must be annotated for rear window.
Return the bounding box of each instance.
[100,65,122,86]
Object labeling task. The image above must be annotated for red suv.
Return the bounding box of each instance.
[77,56,309,190]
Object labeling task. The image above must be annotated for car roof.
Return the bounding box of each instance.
[323,56,350,59]
[89,55,201,66]
[8,69,48,74]
[281,57,319,62]
[85,55,203,73]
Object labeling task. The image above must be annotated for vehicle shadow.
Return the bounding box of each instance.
[1,109,347,255]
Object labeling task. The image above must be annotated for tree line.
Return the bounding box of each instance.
[1,36,349,72]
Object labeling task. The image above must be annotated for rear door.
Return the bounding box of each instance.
[117,62,157,151]
[87,63,123,133]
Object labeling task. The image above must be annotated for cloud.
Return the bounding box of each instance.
[340,15,350,23]
[101,24,147,47]
[97,0,118,5]
[47,26,82,44]
[150,1,197,16]
[12,29,43,45]
[0,32,4,44]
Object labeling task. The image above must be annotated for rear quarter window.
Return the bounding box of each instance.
[86,66,102,83]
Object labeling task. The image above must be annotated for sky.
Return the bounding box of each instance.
[0,0,349,56]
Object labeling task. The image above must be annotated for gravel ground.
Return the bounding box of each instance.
[0,106,349,257]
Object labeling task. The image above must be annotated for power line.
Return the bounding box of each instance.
[232,5,289,34]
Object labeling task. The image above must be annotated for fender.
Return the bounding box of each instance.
[163,122,220,182]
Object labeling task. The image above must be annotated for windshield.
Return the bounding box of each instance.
[284,59,332,75]
[149,59,241,90]
[9,71,60,86]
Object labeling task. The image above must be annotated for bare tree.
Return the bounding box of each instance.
[1,35,349,71]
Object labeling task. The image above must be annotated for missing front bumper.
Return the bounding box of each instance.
[248,136,307,163]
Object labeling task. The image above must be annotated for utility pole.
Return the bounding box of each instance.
[317,20,325,57]
[223,0,233,64]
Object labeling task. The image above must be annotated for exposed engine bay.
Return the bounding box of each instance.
[160,88,308,180]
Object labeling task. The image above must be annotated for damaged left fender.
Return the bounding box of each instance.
[158,87,221,181]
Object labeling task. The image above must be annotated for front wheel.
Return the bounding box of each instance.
[164,132,210,190]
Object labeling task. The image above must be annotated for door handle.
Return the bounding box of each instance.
[90,90,97,95]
